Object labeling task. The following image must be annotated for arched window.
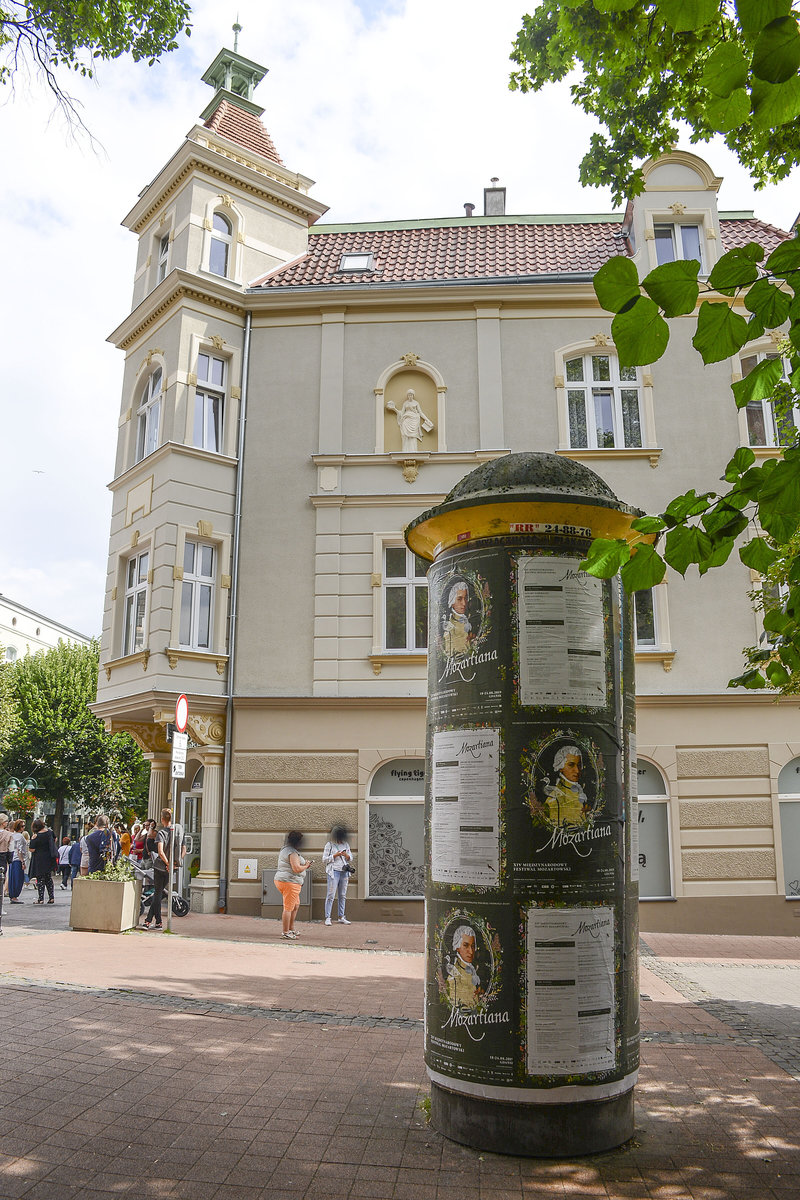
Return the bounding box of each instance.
[777,757,800,898]
[135,368,162,462]
[209,212,232,278]
[564,351,642,449]
[635,759,673,899]
[367,758,425,898]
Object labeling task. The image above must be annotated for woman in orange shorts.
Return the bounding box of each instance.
[274,830,313,939]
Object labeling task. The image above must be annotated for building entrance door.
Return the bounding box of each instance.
[180,790,202,900]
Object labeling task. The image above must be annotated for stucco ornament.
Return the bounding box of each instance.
[591,332,610,347]
[386,389,434,452]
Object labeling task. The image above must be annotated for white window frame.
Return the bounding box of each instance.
[737,348,795,449]
[378,542,428,654]
[653,222,704,270]
[135,369,162,463]
[564,351,644,450]
[179,539,216,651]
[643,207,715,275]
[193,352,226,454]
[775,755,800,899]
[636,758,675,900]
[365,758,425,901]
[338,252,374,272]
[554,341,658,461]
[156,231,170,283]
[209,211,233,278]
[122,548,150,656]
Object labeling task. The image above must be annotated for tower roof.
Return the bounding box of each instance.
[199,42,284,165]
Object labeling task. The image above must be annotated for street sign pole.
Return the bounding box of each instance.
[168,696,189,933]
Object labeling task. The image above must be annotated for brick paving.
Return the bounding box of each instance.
[1,923,799,1199]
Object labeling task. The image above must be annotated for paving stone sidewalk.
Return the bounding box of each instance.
[1,927,798,1199]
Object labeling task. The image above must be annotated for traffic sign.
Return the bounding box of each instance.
[175,694,188,733]
[171,759,185,779]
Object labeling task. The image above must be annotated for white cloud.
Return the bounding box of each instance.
[0,0,797,633]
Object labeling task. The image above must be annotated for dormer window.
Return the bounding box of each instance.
[209,212,232,277]
[338,252,374,272]
[654,223,703,268]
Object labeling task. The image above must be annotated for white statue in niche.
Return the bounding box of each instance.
[386,389,434,452]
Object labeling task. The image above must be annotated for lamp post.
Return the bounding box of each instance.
[2,777,38,819]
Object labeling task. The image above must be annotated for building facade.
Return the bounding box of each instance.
[92,46,800,933]
[1,595,91,663]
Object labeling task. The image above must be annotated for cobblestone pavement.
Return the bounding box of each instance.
[1,928,798,1199]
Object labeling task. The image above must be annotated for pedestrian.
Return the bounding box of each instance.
[57,837,71,889]
[274,831,313,940]
[143,809,186,931]
[8,820,29,903]
[29,818,57,904]
[85,816,112,874]
[323,824,353,926]
[79,823,91,876]
[0,814,13,924]
[67,836,81,887]
[118,823,132,859]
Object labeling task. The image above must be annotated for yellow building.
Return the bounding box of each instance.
[92,45,800,934]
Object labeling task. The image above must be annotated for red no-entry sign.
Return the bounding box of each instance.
[175,694,188,733]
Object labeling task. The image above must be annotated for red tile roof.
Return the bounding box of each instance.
[204,99,284,166]
[253,215,789,291]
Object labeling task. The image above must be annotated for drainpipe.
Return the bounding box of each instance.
[219,309,252,910]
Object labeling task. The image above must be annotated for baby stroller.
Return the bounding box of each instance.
[130,856,190,919]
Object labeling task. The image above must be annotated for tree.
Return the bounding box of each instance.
[0,639,150,831]
[1,0,191,118]
[510,0,800,690]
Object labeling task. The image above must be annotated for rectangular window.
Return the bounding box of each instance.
[742,353,796,447]
[193,353,226,453]
[383,546,428,652]
[638,801,672,898]
[565,355,642,450]
[339,252,374,272]
[157,233,169,283]
[654,223,703,268]
[123,550,149,656]
[633,589,658,648]
[367,802,424,897]
[179,540,215,649]
[135,369,162,463]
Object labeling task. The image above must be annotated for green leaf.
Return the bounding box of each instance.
[594,256,641,313]
[707,247,761,295]
[705,88,751,133]
[659,0,718,32]
[701,505,748,538]
[766,660,792,688]
[580,537,631,578]
[592,0,638,9]
[641,260,700,317]
[763,607,793,635]
[620,543,666,591]
[698,538,735,574]
[612,296,670,366]
[747,313,766,341]
[752,15,800,84]
[778,642,800,671]
[732,355,785,408]
[751,74,800,130]
[728,667,767,689]
[764,236,800,278]
[758,455,800,540]
[744,277,793,326]
[739,537,779,573]
[665,489,715,521]
[736,0,791,35]
[701,42,749,97]
[664,525,713,574]
[724,446,756,481]
[630,515,668,534]
[692,301,750,363]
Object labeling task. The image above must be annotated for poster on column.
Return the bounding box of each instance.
[425,901,516,1085]
[525,905,617,1078]
[427,549,503,723]
[431,728,501,887]
[515,554,608,710]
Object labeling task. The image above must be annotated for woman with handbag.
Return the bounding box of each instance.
[323,825,353,926]
[274,831,313,940]
[29,818,57,904]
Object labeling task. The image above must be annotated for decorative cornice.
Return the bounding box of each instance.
[369,653,427,676]
[108,440,237,493]
[635,650,676,673]
[111,276,246,351]
[103,649,150,681]
[165,647,229,676]
[556,447,662,469]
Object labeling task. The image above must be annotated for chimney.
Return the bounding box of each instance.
[464,202,475,217]
[484,177,506,216]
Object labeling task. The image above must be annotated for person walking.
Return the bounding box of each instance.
[323,825,353,926]
[29,819,57,904]
[57,837,72,889]
[85,816,113,875]
[0,814,13,925]
[67,836,81,887]
[143,809,185,930]
[8,820,29,903]
[274,831,312,940]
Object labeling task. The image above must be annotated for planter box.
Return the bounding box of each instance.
[69,878,142,934]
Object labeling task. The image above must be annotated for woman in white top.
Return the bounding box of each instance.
[323,825,352,926]
[7,820,29,902]
[274,831,313,940]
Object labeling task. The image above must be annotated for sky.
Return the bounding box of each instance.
[1,0,798,638]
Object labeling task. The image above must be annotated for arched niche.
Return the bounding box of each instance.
[374,356,447,454]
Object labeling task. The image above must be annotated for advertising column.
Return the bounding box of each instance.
[406,452,642,1157]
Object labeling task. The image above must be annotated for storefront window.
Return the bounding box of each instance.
[778,757,800,898]
[367,758,425,898]
[636,759,672,899]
